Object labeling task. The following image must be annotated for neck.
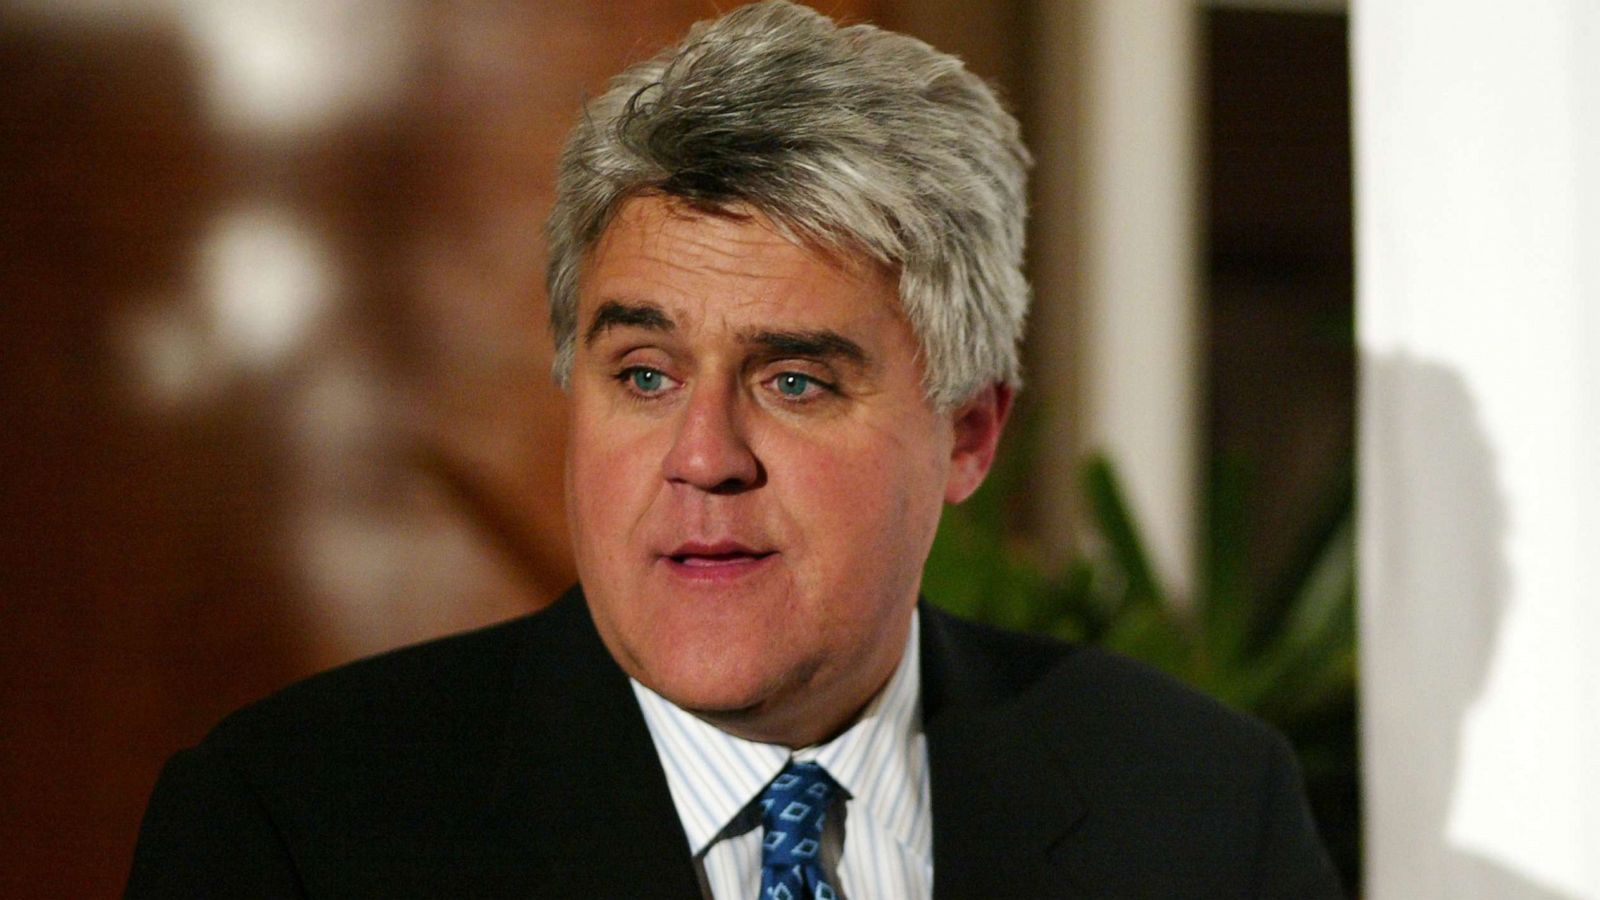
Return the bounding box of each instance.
[695,614,917,748]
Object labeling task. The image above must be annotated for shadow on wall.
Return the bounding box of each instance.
[1363,354,1572,900]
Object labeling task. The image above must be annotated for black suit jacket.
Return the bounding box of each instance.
[127,587,1340,898]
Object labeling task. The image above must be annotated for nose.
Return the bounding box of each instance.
[662,381,761,492]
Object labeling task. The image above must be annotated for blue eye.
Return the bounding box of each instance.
[775,373,814,397]
[628,368,665,393]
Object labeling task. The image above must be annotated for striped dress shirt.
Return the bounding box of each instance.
[630,613,932,900]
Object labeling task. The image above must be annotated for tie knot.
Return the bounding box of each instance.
[759,761,838,834]
[758,761,840,899]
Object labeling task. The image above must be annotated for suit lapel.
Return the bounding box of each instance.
[488,588,704,898]
[920,605,1090,899]
[467,592,1100,897]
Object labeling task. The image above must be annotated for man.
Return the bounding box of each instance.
[128,2,1340,897]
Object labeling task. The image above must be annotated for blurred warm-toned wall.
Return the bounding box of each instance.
[0,3,889,895]
[1,1,1361,895]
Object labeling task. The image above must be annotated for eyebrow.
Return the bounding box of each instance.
[742,329,869,368]
[584,300,675,345]
[583,301,870,368]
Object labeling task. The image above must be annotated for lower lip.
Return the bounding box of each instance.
[660,553,777,582]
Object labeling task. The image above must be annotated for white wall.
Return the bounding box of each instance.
[1355,2,1600,897]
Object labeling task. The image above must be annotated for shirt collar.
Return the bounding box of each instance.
[630,610,925,857]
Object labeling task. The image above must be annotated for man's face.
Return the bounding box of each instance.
[566,196,1004,746]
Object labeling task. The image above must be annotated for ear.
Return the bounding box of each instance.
[943,383,1014,504]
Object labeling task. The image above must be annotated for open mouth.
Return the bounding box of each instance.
[669,550,777,566]
[663,541,777,572]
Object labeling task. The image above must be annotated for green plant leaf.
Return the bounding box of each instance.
[1101,604,1195,681]
[1201,454,1255,668]
[1081,455,1165,612]
[1248,514,1356,715]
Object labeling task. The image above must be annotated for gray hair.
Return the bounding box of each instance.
[545,0,1031,409]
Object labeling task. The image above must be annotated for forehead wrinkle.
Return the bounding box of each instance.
[587,197,907,361]
[636,200,830,285]
[654,233,808,287]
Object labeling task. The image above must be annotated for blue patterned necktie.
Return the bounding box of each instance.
[757,761,841,900]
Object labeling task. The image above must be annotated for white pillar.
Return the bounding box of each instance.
[1032,0,1200,593]
[1355,2,1600,897]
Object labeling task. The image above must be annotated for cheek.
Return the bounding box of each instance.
[779,428,945,578]
[566,412,657,553]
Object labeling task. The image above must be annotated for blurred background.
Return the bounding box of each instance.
[5,0,1593,897]
[0,0,1351,895]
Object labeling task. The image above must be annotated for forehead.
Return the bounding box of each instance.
[578,196,901,330]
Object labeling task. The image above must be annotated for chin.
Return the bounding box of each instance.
[641,642,817,719]
[646,658,789,713]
